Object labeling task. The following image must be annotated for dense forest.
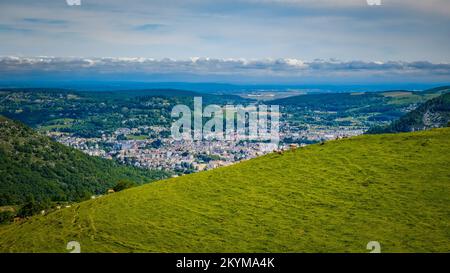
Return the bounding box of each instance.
[0,116,169,206]
[0,88,250,138]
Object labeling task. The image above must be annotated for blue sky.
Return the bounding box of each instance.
[0,0,450,84]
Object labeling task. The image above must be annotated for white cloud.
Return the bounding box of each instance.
[1,56,449,80]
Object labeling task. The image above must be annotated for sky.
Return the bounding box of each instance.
[0,0,450,84]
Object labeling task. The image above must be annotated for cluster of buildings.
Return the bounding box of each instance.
[48,121,365,174]
[48,126,279,174]
[280,126,365,142]
[115,138,278,172]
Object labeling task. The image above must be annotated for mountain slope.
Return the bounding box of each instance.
[0,116,168,205]
[0,128,449,252]
[367,93,450,134]
[270,92,385,111]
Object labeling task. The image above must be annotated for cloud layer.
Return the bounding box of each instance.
[1,56,449,84]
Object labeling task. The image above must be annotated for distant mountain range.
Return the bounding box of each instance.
[367,92,450,134]
[1,81,447,94]
[0,116,168,206]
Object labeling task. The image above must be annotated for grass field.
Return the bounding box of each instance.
[381,91,413,97]
[385,92,440,105]
[126,135,150,140]
[0,129,449,253]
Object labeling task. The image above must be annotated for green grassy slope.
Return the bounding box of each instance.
[1,129,449,253]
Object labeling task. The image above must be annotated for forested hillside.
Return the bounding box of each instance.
[367,93,450,134]
[0,116,168,206]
